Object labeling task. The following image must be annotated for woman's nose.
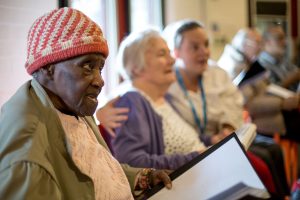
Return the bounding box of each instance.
[169,56,176,65]
[198,46,210,56]
[92,69,104,88]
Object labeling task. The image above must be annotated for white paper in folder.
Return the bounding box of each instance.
[235,123,257,150]
[144,134,269,200]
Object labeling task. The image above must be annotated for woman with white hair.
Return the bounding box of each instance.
[110,28,207,170]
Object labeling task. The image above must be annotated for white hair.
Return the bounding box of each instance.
[231,28,249,52]
[117,27,162,80]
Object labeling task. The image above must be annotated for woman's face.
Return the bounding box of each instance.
[141,37,176,88]
[51,53,106,117]
[265,27,287,59]
[244,30,262,62]
[175,27,210,76]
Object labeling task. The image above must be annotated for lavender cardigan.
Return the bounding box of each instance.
[112,91,199,170]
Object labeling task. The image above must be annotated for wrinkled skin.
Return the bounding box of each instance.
[38,53,106,117]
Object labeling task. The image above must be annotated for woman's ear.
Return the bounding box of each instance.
[34,64,56,89]
[131,66,143,78]
[36,64,55,85]
[42,64,55,80]
[173,48,180,58]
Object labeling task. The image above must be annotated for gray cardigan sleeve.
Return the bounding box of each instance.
[112,92,199,170]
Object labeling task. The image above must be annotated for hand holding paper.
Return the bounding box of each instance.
[143,134,269,200]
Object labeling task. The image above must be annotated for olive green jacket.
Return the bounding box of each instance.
[0,79,139,199]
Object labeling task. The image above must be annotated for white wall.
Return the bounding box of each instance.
[164,0,248,60]
[165,0,207,24]
[206,0,247,60]
[0,0,57,107]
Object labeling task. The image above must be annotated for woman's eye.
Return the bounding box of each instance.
[205,41,209,48]
[158,50,168,57]
[193,45,199,51]
[82,63,92,71]
[158,52,165,57]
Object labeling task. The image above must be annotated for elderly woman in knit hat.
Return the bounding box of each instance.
[0,7,171,199]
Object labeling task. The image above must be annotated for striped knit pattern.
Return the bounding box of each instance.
[25,7,109,75]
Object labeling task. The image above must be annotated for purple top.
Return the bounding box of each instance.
[112,91,199,170]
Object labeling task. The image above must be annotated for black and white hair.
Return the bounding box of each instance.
[173,20,204,49]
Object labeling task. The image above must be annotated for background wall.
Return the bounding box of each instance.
[205,0,247,60]
[0,0,298,108]
[164,0,248,60]
[164,0,206,23]
[0,0,57,107]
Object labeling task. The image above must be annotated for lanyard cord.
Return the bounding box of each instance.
[175,68,207,135]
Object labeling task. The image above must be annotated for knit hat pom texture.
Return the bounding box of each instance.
[25,7,109,75]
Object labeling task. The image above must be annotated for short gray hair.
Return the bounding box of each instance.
[117,28,162,80]
[231,28,249,52]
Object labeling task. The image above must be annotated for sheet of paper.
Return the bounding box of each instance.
[149,136,267,200]
[266,83,295,99]
[236,123,257,150]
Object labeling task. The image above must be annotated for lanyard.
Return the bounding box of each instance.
[175,68,207,135]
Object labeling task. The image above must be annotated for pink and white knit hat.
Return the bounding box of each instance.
[25,7,109,75]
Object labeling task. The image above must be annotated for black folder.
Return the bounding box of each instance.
[137,133,270,200]
[233,60,266,87]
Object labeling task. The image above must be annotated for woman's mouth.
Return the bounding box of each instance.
[198,60,207,65]
[86,94,99,103]
[164,68,174,73]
